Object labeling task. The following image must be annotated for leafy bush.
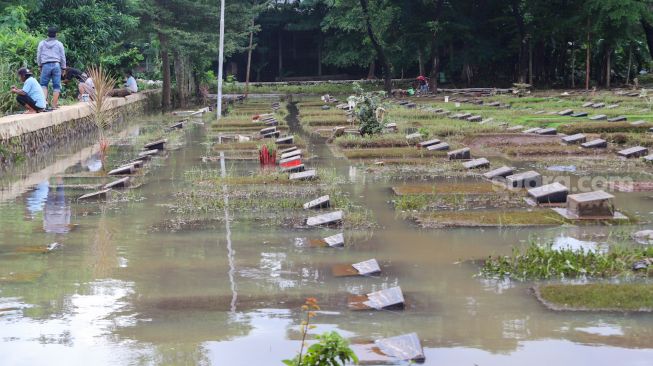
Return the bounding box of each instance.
[0,59,18,114]
[349,82,386,136]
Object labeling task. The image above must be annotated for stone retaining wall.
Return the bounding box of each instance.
[0,89,161,165]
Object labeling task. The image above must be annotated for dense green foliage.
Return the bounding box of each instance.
[283,332,359,366]
[482,242,653,280]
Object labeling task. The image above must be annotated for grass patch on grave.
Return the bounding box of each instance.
[411,209,569,228]
[504,144,609,157]
[393,192,526,211]
[534,283,653,312]
[558,122,652,135]
[481,242,653,280]
[392,181,496,195]
[335,134,412,149]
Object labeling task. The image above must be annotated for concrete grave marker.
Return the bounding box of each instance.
[618,146,648,158]
[571,112,588,117]
[278,146,298,155]
[352,259,381,275]
[523,127,542,134]
[405,132,422,141]
[566,190,614,218]
[289,169,316,181]
[303,195,330,210]
[144,139,167,151]
[374,333,425,363]
[108,165,135,176]
[427,142,450,151]
[349,286,405,311]
[558,109,574,116]
[589,114,607,120]
[591,103,605,108]
[281,164,305,173]
[467,115,482,122]
[606,104,619,109]
[78,189,111,201]
[306,210,343,227]
[607,116,627,122]
[483,166,514,180]
[562,133,586,144]
[260,126,277,135]
[280,149,302,160]
[323,233,344,247]
[447,147,471,160]
[279,156,301,165]
[276,135,294,144]
[505,171,542,189]
[581,139,607,149]
[418,139,441,148]
[528,182,569,204]
[535,128,557,135]
[463,157,490,169]
[103,177,131,190]
[642,154,653,162]
[506,125,524,131]
[581,102,594,107]
[630,120,646,126]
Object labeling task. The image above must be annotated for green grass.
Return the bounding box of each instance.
[482,243,653,280]
[413,209,568,228]
[537,283,653,311]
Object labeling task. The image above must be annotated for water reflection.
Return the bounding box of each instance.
[25,178,71,234]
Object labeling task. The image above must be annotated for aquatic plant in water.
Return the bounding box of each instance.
[481,242,653,280]
[283,298,358,366]
[87,66,116,161]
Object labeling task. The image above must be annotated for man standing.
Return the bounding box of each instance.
[11,68,46,114]
[36,26,66,109]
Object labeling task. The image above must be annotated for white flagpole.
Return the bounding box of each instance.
[217,0,226,120]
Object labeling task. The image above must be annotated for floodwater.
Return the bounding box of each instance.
[1,105,652,366]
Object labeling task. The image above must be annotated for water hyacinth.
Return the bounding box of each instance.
[481,242,653,280]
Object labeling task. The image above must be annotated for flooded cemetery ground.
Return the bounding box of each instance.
[1,90,653,365]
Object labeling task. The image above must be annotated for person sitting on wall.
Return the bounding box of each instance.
[109,70,138,97]
[62,67,95,100]
[11,68,46,114]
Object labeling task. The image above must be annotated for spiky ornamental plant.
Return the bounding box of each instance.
[87,66,116,160]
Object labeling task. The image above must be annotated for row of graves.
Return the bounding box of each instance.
[211,99,426,363]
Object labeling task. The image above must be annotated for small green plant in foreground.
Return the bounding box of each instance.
[481,242,653,280]
[283,298,358,366]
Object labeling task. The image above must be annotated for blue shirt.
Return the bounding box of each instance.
[22,76,46,109]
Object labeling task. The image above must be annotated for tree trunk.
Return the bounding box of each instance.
[430,52,440,92]
[642,19,653,60]
[245,19,254,97]
[528,40,533,85]
[173,50,186,108]
[510,0,527,83]
[585,19,591,90]
[605,47,611,88]
[367,60,375,79]
[570,45,575,88]
[417,50,424,76]
[359,0,392,94]
[317,35,322,77]
[158,31,171,110]
[428,0,445,93]
[278,30,283,80]
[625,44,632,85]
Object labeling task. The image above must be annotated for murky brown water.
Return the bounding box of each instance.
[1,107,652,365]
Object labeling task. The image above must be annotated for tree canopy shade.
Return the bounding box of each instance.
[0,0,652,109]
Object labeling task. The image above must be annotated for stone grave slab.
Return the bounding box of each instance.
[535,128,557,135]
[533,110,546,115]
[523,127,542,134]
[78,189,111,201]
[528,182,569,204]
[591,103,605,108]
[281,164,305,173]
[463,158,490,169]
[260,126,277,135]
[306,210,343,227]
[562,133,586,144]
[278,146,298,155]
[558,109,574,116]
[144,139,167,151]
[385,123,398,132]
[450,113,464,119]
[427,142,450,151]
[467,115,482,122]
[459,112,472,119]
[108,165,135,176]
[405,103,417,109]
[279,156,301,165]
[280,149,302,160]
[168,120,184,130]
[262,131,280,138]
[349,286,405,311]
[581,102,594,107]
[276,135,294,144]
[506,171,542,189]
[618,146,648,158]
[324,233,344,247]
[303,195,330,210]
[627,92,640,97]
[352,259,381,275]
[589,114,607,121]
[483,166,514,180]
[630,120,646,126]
[418,139,441,148]
[581,139,607,149]
[606,104,619,109]
[571,112,588,117]
[265,120,279,127]
[103,177,131,190]
[289,164,316,179]
[566,190,614,218]
[374,333,425,363]
[607,116,627,122]
[486,101,501,107]
[643,154,653,163]
[447,147,471,160]
[480,118,494,124]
